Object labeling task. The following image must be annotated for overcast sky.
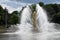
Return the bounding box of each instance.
[0,0,60,13]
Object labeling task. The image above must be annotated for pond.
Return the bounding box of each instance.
[0,32,60,40]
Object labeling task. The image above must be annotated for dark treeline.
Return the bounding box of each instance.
[0,6,21,26]
[44,3,60,24]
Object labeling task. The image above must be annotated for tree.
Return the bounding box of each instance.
[0,5,4,25]
[8,14,19,24]
[0,5,4,13]
[12,11,19,15]
[4,8,9,27]
[51,4,59,13]
[44,4,56,21]
[39,2,44,6]
[31,4,36,12]
[52,12,60,24]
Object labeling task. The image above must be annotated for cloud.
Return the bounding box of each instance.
[52,1,60,4]
[1,0,33,8]
[10,0,41,3]
[0,4,22,13]
[42,0,60,4]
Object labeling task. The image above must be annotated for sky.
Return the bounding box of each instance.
[0,0,60,13]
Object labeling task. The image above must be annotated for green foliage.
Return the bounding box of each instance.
[44,4,56,21]
[57,12,60,16]
[51,4,59,13]
[12,11,19,15]
[31,4,36,12]
[0,5,4,13]
[44,4,60,24]
[52,12,60,23]
[0,5,20,28]
[39,2,44,6]
[8,14,19,24]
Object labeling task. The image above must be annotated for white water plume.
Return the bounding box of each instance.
[36,4,58,33]
[15,6,33,34]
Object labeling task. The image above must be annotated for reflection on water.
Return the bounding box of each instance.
[48,33,60,40]
[0,34,20,40]
[0,32,60,40]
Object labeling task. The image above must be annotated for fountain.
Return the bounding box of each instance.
[2,4,60,40]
